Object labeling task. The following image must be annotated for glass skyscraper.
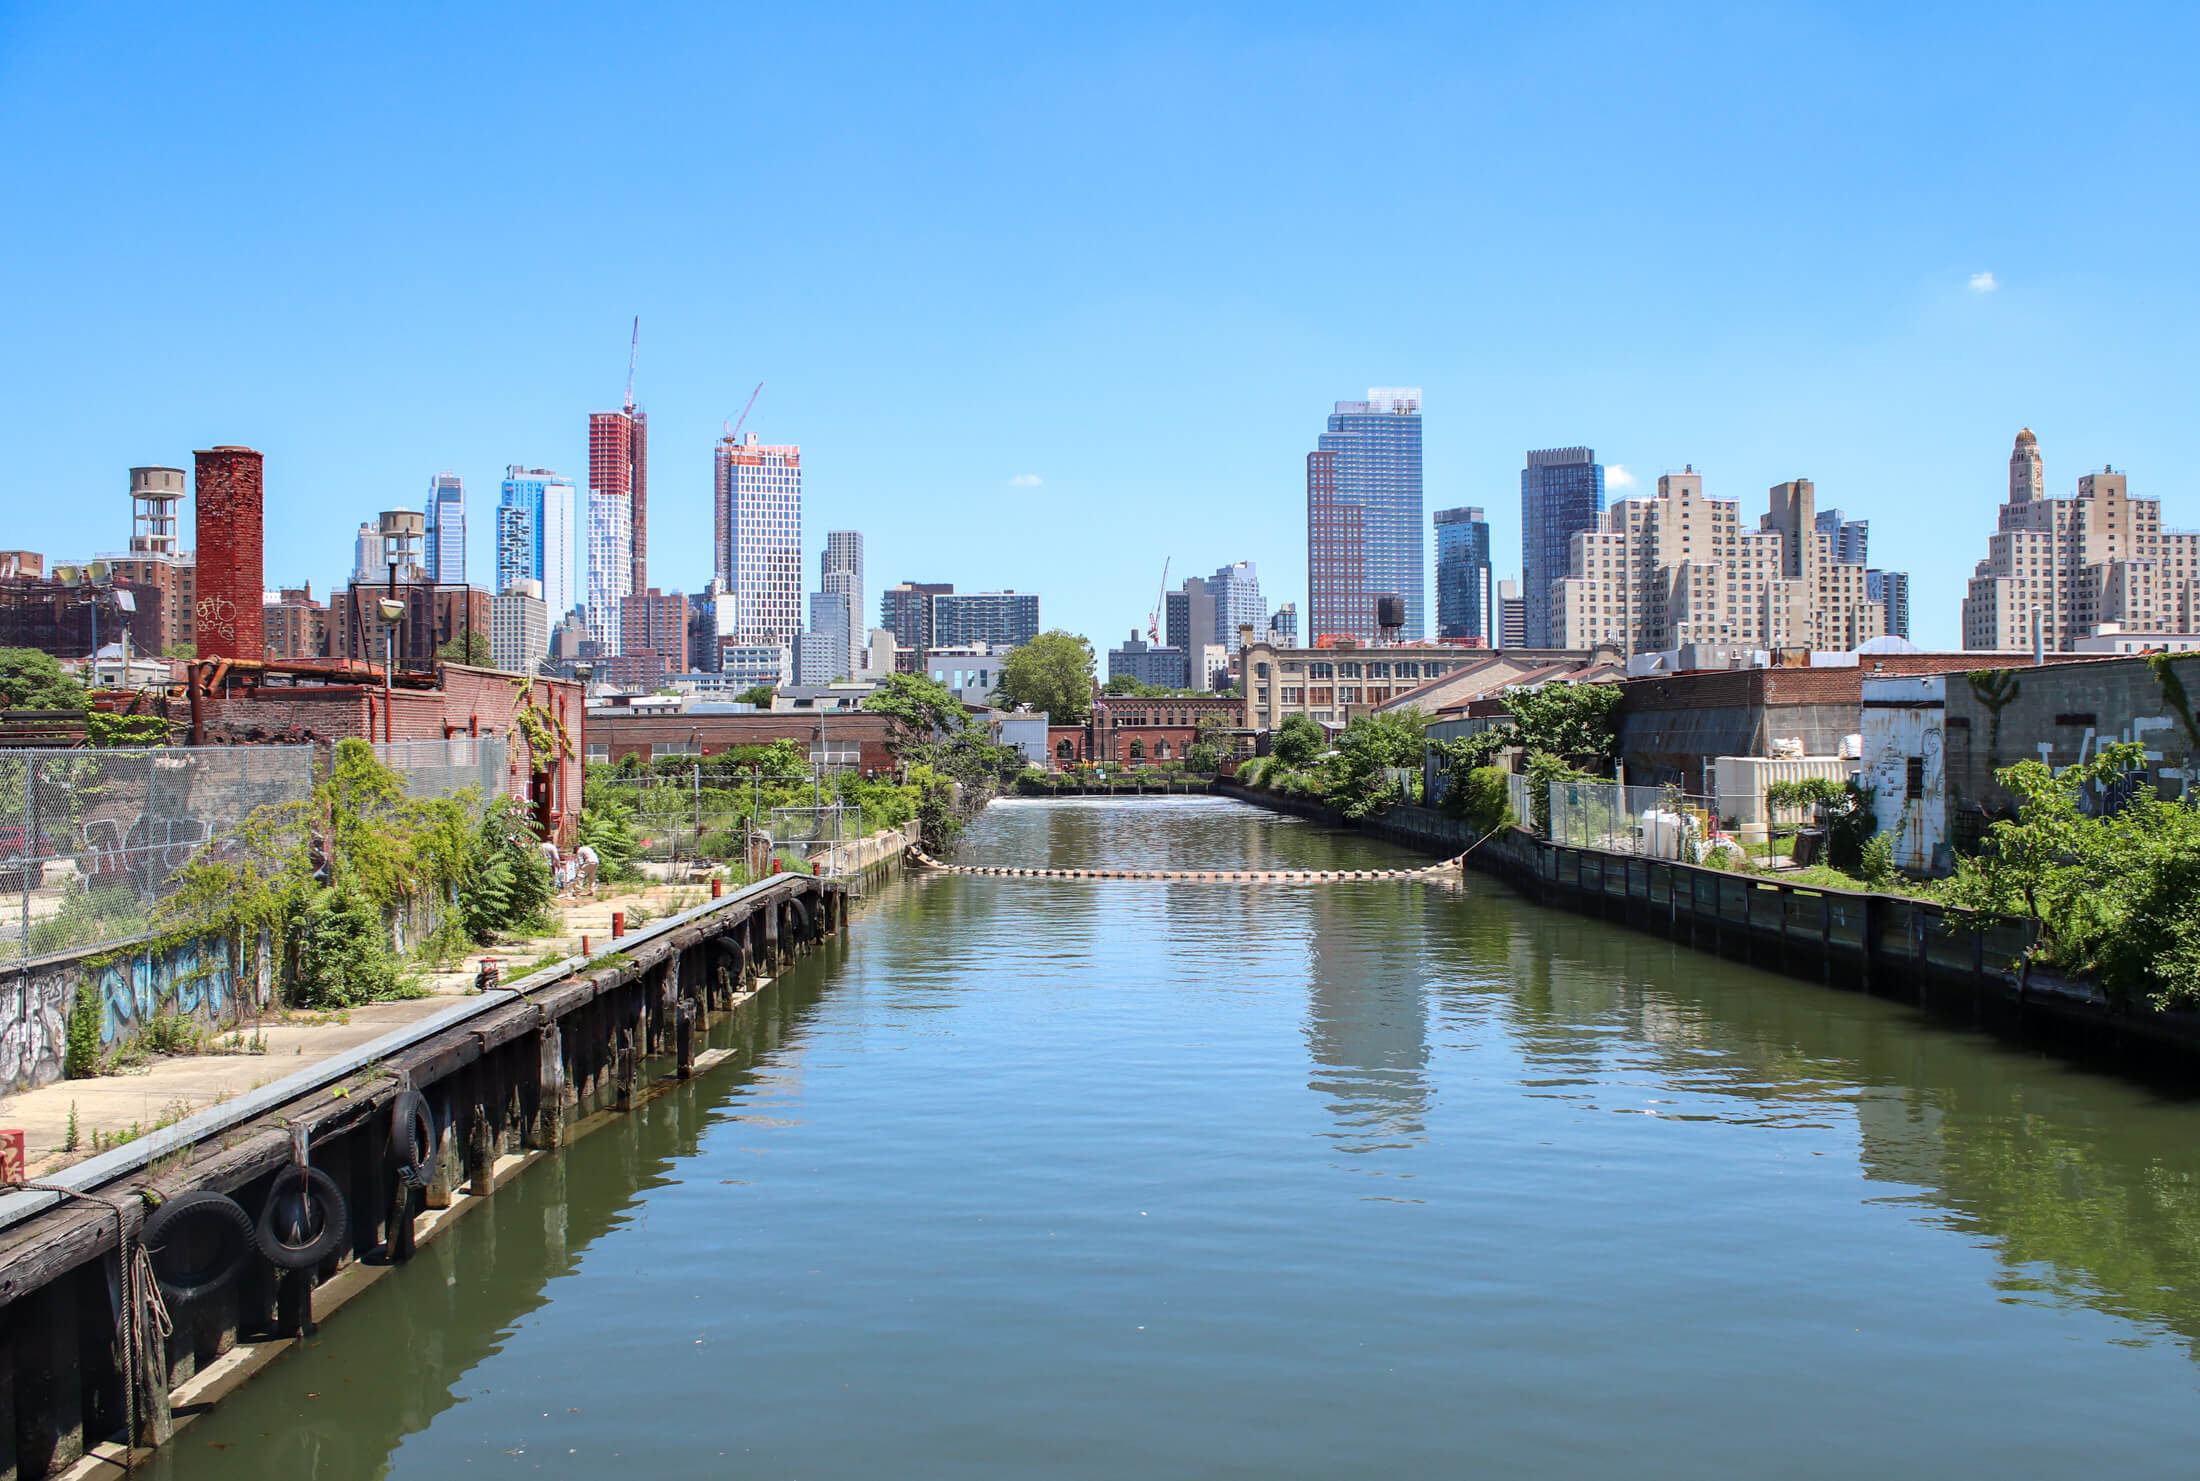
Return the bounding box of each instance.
[425,472,466,586]
[1520,447,1605,648]
[1433,506,1492,644]
[1308,389,1423,642]
[498,466,576,621]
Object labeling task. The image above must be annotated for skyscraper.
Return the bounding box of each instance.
[804,590,854,684]
[714,431,803,644]
[1867,569,1911,639]
[932,591,1040,648]
[822,530,864,677]
[1815,507,1869,566]
[1207,561,1263,655]
[1433,506,1492,644]
[495,504,534,595]
[589,402,648,597]
[586,492,633,654]
[1520,446,1606,647]
[499,466,577,621]
[425,472,466,585]
[882,581,952,655]
[1307,389,1423,642]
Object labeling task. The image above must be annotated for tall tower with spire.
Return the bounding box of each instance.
[2010,427,2044,502]
[589,318,649,599]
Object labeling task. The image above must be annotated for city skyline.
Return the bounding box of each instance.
[13,10,2195,650]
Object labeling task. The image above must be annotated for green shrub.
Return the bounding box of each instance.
[1459,766,1514,834]
[293,881,404,1008]
[1858,832,1895,888]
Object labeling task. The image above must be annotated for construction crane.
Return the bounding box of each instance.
[1146,557,1171,645]
[724,381,764,442]
[623,316,640,414]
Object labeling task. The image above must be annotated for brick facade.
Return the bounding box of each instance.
[193,446,264,662]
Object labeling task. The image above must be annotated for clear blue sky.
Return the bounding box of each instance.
[4,2,2196,651]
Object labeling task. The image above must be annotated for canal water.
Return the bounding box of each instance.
[159,797,2200,1479]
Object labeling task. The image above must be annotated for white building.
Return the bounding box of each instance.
[717,640,792,690]
[585,491,632,654]
[714,431,803,644]
[822,530,864,677]
[426,472,466,586]
[926,642,1014,707]
[1961,429,2200,652]
[498,467,577,621]
[1548,470,1883,656]
[492,578,549,676]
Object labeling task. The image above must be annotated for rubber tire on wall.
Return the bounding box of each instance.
[389,1090,437,1189]
[143,1190,256,1306]
[257,1166,350,1271]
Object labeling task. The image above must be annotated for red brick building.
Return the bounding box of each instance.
[263,585,329,660]
[615,587,687,691]
[1049,694,1242,768]
[191,661,585,844]
[329,583,493,668]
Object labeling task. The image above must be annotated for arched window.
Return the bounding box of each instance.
[1128,739,1145,761]
[1156,740,1171,759]
[1056,739,1073,760]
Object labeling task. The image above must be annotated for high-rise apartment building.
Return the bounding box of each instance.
[1867,569,1911,639]
[499,467,577,620]
[1548,469,1884,654]
[1266,602,1297,647]
[881,582,952,655]
[589,404,648,597]
[822,531,864,677]
[1108,631,1189,690]
[1208,562,1263,655]
[1308,388,1423,642]
[615,587,685,689]
[1961,428,2200,651]
[1814,508,1868,566]
[714,431,803,644]
[805,589,854,684]
[495,504,534,595]
[425,472,466,586]
[585,493,633,654]
[933,591,1040,648]
[1521,446,1606,648]
[1166,578,1213,666]
[1495,579,1527,649]
[493,578,549,676]
[262,585,327,661]
[1433,506,1493,644]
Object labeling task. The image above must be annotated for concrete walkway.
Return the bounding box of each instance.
[0,880,716,1175]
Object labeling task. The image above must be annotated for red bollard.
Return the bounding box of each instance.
[712,877,723,898]
[771,858,781,874]
[812,861,820,875]
[611,910,626,939]
[580,934,590,956]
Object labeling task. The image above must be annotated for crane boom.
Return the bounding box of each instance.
[1146,557,1171,645]
[729,381,764,441]
[623,317,639,413]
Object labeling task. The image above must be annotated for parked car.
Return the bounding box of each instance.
[0,826,47,892]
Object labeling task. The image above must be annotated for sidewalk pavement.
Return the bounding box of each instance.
[0,880,714,1176]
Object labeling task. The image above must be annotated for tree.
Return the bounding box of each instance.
[1184,741,1221,776]
[0,648,86,710]
[1271,713,1325,769]
[994,630,1094,724]
[1506,682,1622,771]
[864,671,970,748]
[437,632,496,668]
[161,642,195,660]
[1944,743,2143,996]
[735,684,777,708]
[1325,710,1428,819]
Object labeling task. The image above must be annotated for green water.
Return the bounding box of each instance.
[156,798,2200,1478]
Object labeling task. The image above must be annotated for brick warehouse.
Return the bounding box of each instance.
[190,660,585,844]
[193,445,264,662]
[1050,693,1243,767]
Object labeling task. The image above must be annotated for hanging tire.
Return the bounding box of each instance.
[144,1190,256,1306]
[257,1166,349,1270]
[389,1090,437,1189]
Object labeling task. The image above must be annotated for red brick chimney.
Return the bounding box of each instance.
[194,445,265,662]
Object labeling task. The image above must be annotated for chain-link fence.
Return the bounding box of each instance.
[1546,779,1719,861]
[768,805,863,878]
[589,767,822,869]
[374,737,511,802]
[0,745,318,963]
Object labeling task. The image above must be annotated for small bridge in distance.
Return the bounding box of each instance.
[908,849,1467,883]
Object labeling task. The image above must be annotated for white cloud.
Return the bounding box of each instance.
[1010,473,1043,487]
[1607,464,1637,490]
[1968,271,1998,293]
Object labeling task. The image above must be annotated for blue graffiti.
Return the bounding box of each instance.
[97,938,235,1045]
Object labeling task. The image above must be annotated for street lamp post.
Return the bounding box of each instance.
[377,596,406,745]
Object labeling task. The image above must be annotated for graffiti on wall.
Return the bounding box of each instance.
[80,811,209,886]
[0,933,269,1094]
[0,969,71,1094]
